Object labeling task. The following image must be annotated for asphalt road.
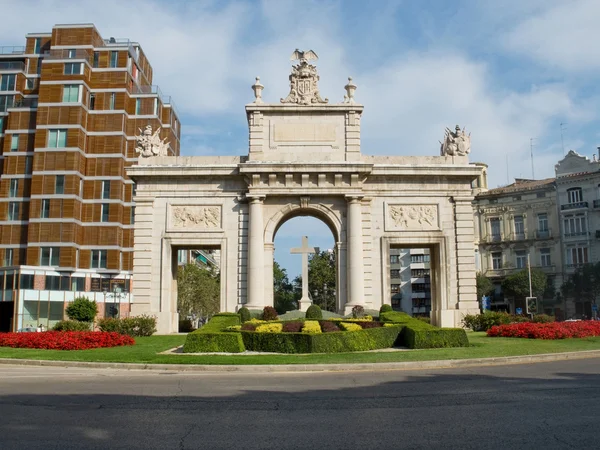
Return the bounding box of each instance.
[0,359,599,449]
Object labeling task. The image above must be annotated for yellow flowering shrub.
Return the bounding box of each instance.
[246,318,266,325]
[255,323,283,333]
[301,320,322,334]
[339,322,362,332]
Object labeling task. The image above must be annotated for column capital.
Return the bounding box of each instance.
[246,194,265,204]
[345,195,364,203]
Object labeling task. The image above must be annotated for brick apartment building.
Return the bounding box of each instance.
[0,24,180,331]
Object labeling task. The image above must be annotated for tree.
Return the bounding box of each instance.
[66,296,98,322]
[501,268,547,300]
[476,272,494,300]
[307,250,336,312]
[561,262,600,307]
[177,263,220,321]
[273,261,297,314]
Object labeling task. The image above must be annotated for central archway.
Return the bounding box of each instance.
[263,201,345,312]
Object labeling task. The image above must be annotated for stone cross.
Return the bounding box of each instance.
[290,236,316,311]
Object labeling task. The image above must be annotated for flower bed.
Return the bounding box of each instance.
[0,331,135,350]
[487,321,600,339]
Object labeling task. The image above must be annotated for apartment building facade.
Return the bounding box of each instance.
[389,248,432,316]
[0,24,180,331]
[473,178,562,316]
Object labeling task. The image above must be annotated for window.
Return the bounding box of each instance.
[101,180,110,199]
[0,74,16,91]
[10,135,18,151]
[33,38,41,54]
[93,52,99,68]
[390,269,400,279]
[20,274,34,289]
[538,213,548,231]
[62,85,80,102]
[91,250,107,269]
[411,269,430,278]
[8,202,19,220]
[0,94,14,112]
[130,206,135,224]
[563,215,587,237]
[515,250,527,269]
[45,275,60,291]
[89,93,95,110]
[48,129,67,148]
[101,203,109,222]
[540,248,551,267]
[0,117,4,131]
[135,98,141,115]
[492,252,502,270]
[26,78,36,90]
[513,196,521,201]
[132,183,137,198]
[490,217,501,240]
[64,63,82,75]
[412,283,431,293]
[514,215,524,238]
[9,179,18,197]
[110,51,118,68]
[537,192,545,198]
[40,247,60,266]
[391,284,400,294]
[390,255,399,264]
[41,199,50,218]
[410,254,430,263]
[55,175,65,194]
[79,179,84,197]
[567,187,583,204]
[25,156,32,173]
[109,92,115,110]
[4,248,13,266]
[177,250,187,264]
[566,246,588,266]
[67,49,77,59]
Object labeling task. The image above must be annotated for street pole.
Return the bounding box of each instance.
[528,253,533,319]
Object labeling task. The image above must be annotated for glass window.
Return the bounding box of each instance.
[25,156,32,173]
[26,78,36,90]
[20,274,34,289]
[93,52,99,68]
[9,179,18,197]
[514,215,524,237]
[540,248,551,267]
[101,203,109,222]
[0,116,4,131]
[537,192,545,198]
[64,63,82,75]
[91,250,108,269]
[391,284,400,294]
[41,199,50,218]
[4,248,13,266]
[130,206,135,224]
[563,215,587,236]
[492,252,502,270]
[566,246,588,266]
[89,93,95,110]
[515,250,527,269]
[40,247,60,266]
[0,74,16,91]
[72,277,85,291]
[390,269,400,279]
[490,217,501,239]
[101,180,110,199]
[67,49,77,58]
[48,129,67,148]
[0,94,14,112]
[62,85,80,102]
[109,92,115,110]
[135,98,141,115]
[110,51,118,68]
[45,275,60,290]
[34,38,41,54]
[8,202,19,220]
[538,213,548,232]
[55,175,65,194]
[10,134,19,151]
[567,188,583,204]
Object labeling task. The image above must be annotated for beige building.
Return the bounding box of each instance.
[474,178,562,316]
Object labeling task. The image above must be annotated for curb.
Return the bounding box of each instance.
[1,350,600,373]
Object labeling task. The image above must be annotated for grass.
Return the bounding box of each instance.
[1,332,600,365]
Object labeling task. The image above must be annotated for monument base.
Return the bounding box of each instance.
[299,298,312,312]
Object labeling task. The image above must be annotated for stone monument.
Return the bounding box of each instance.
[290,236,317,312]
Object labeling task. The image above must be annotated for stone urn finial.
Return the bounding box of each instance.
[252,76,264,104]
[343,77,356,104]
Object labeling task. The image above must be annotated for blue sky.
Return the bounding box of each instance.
[3,0,600,278]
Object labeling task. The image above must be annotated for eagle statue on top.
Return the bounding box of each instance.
[281,49,328,105]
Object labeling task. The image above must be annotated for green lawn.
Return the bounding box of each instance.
[1,333,600,365]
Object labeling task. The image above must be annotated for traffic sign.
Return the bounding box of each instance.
[526,297,538,315]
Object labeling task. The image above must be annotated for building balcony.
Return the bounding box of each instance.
[483,234,503,244]
[535,229,552,239]
[565,263,588,272]
[0,46,25,55]
[561,201,588,211]
[9,97,38,109]
[485,267,513,278]
[45,49,91,64]
[411,292,430,299]
[538,264,556,273]
[563,231,589,240]
[0,61,25,72]
[509,232,527,241]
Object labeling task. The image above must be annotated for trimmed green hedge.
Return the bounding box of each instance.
[380,310,469,349]
[183,313,245,353]
[241,325,404,354]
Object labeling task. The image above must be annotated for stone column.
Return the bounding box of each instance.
[264,243,274,308]
[247,196,265,308]
[346,196,364,311]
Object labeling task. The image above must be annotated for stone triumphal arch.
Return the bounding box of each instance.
[128,51,483,333]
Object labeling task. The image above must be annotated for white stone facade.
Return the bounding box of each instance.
[127,58,482,333]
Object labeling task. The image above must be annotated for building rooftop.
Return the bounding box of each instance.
[477,177,555,197]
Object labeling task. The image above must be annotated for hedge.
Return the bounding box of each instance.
[241,325,404,354]
[183,313,245,353]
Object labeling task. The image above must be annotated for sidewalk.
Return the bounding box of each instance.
[1,349,599,373]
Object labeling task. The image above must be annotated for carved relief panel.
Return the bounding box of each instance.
[384,204,439,231]
[168,205,222,231]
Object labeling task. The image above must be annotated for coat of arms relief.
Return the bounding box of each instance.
[281,49,329,105]
[135,125,170,158]
[440,125,471,157]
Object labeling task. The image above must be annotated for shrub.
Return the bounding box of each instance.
[53,320,91,332]
[487,321,600,339]
[403,328,469,349]
[415,316,431,325]
[97,315,157,337]
[246,318,266,325]
[320,321,340,333]
[339,322,362,332]
[531,314,555,324]
[178,319,194,333]
[305,304,323,319]
[261,306,279,321]
[255,323,283,333]
[238,307,251,323]
[302,320,322,334]
[182,313,244,353]
[351,305,365,319]
[0,331,134,350]
[65,297,98,322]
[241,323,257,331]
[282,321,303,332]
[462,311,512,331]
[379,304,393,315]
[224,325,241,332]
[358,321,383,329]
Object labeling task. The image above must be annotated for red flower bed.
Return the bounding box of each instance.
[0,331,135,350]
[487,321,600,340]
